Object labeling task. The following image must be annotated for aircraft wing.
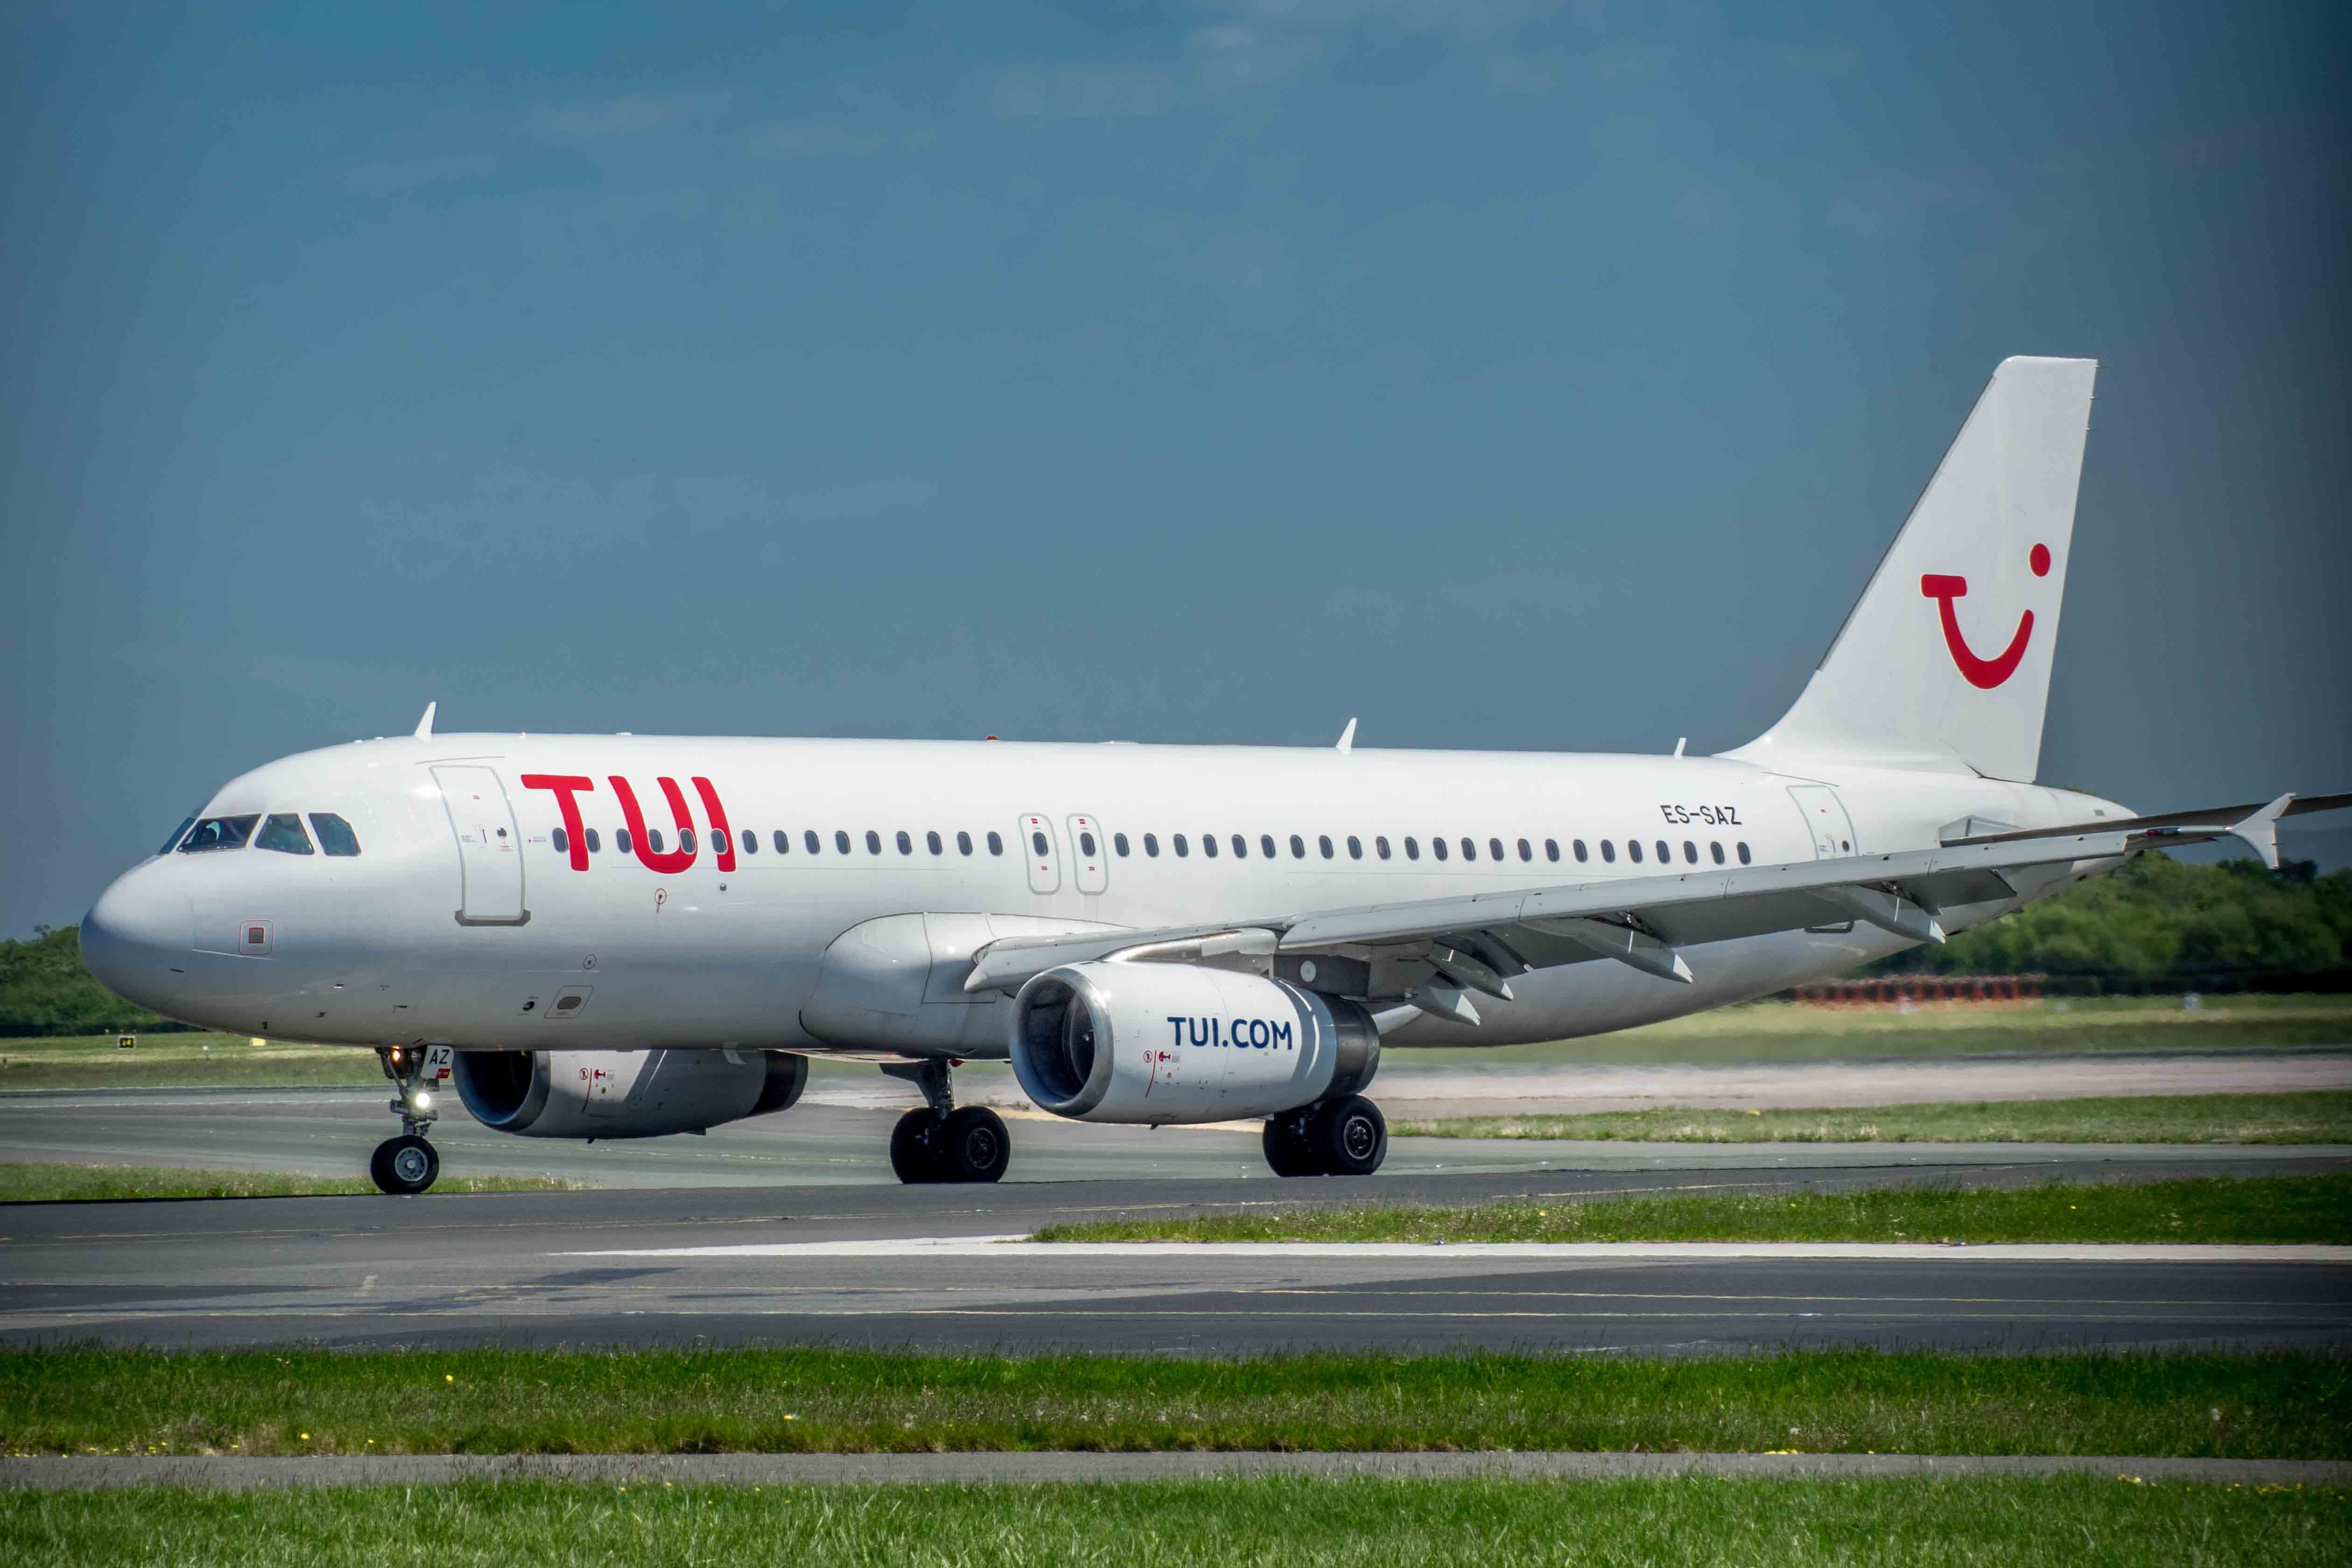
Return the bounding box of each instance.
[962,792,2335,1012]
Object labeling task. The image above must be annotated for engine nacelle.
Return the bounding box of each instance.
[1009,962,1378,1125]
[452,1048,808,1139]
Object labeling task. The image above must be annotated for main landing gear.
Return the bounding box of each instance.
[882,1059,1010,1184]
[371,1044,442,1195]
[1262,1095,1388,1177]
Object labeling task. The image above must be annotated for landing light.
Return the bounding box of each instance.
[413,1092,434,1112]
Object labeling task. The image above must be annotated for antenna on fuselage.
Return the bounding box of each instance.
[414,701,437,741]
[1673,736,1686,758]
[1335,718,1357,753]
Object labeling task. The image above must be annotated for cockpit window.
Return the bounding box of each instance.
[255,814,315,854]
[309,813,362,856]
[179,815,259,853]
[157,817,195,855]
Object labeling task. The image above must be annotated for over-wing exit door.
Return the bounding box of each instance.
[433,765,528,924]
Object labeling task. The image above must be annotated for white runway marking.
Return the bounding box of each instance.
[555,1238,2352,1263]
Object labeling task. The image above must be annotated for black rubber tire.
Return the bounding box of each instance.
[369,1134,439,1195]
[889,1108,948,1183]
[940,1106,1011,1184]
[1309,1095,1388,1177]
[1262,1112,1322,1177]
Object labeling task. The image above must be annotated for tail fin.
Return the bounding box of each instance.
[1730,356,2097,782]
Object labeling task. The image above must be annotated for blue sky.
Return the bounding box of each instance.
[4,1,2346,931]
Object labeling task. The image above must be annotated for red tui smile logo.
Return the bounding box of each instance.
[1921,543,2050,690]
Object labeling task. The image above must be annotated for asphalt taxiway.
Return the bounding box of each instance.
[4,1155,2345,1356]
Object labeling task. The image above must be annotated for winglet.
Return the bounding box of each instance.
[2230,793,2294,871]
[1335,718,1357,753]
[413,701,437,741]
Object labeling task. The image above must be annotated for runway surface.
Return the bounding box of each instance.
[5,1155,2346,1355]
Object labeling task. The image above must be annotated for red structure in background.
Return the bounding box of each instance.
[1793,974,2046,1006]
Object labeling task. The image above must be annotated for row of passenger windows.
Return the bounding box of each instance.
[169,813,362,857]
[548,823,1753,869]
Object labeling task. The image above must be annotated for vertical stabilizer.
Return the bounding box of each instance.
[1728,356,2096,782]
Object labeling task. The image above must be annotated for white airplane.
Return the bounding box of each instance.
[80,357,2343,1194]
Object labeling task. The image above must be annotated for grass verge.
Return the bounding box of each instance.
[0,1162,582,1203]
[1035,1174,2352,1247]
[1392,1090,2352,1145]
[3,1476,2346,1567]
[0,1032,380,1090]
[5,1348,2345,1459]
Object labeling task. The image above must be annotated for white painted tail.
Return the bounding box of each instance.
[1730,356,2097,782]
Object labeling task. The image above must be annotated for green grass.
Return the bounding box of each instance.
[2,1476,2345,1567]
[6,1347,2345,1460]
[0,1162,583,1203]
[1394,1090,2352,1145]
[0,1032,380,1090]
[1035,1174,2352,1247]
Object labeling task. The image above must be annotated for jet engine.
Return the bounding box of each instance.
[1009,962,1377,1125]
[451,1047,808,1139]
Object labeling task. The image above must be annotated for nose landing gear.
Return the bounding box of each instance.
[881,1059,1010,1184]
[371,1045,444,1195]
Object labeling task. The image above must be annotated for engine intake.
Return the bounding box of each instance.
[1010,962,1376,1125]
[452,1048,807,1139]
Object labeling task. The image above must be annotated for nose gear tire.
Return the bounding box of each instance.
[369,1134,440,1195]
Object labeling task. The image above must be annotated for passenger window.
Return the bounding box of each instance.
[1113,833,1129,857]
[774,830,789,854]
[310,813,363,857]
[1491,838,1506,862]
[1290,835,1306,859]
[807,830,822,854]
[1079,831,1097,857]
[1573,839,1587,863]
[1031,830,1049,857]
[649,829,667,854]
[1375,836,1390,860]
[680,828,696,854]
[741,829,757,855]
[618,828,634,854]
[157,816,195,855]
[551,827,569,855]
[1518,839,1532,862]
[254,813,314,855]
[1628,840,1642,863]
[1404,836,1418,861]
[1346,835,1361,860]
[1684,840,1698,863]
[1234,835,1249,859]
[1545,839,1559,862]
[958,831,974,856]
[1173,833,1189,857]
[1204,834,1220,859]
[897,831,913,855]
[927,831,943,855]
[1656,839,1671,864]
[866,831,883,855]
[988,831,1004,855]
[179,815,260,853]
[1711,841,1726,864]
[1143,833,1158,857]
[1320,835,1334,860]
[1737,841,1751,864]
[1460,838,1476,861]
[1432,837,1449,861]
[835,831,851,854]
[583,827,600,855]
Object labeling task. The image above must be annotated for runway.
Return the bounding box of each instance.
[4,1157,2345,1355]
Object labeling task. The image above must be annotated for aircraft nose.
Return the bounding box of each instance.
[81,872,191,1013]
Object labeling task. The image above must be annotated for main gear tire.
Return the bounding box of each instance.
[889,1108,949,1183]
[369,1134,440,1195]
[1262,1111,1322,1177]
[1309,1095,1388,1177]
[940,1106,1011,1183]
